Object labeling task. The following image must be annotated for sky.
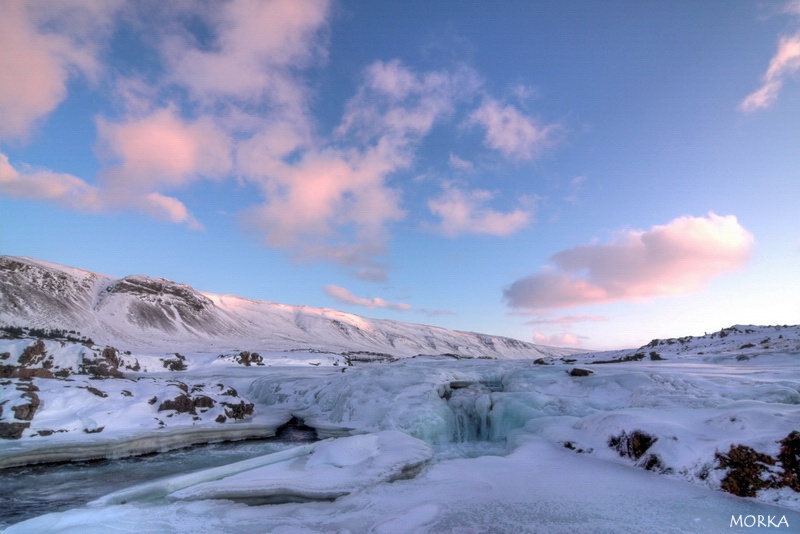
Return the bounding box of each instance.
[1,0,799,350]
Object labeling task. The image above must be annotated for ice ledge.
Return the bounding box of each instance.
[0,424,281,469]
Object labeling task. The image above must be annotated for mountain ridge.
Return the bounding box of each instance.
[0,255,575,359]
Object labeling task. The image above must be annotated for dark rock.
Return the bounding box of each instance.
[19,340,47,366]
[193,395,215,409]
[215,414,227,424]
[649,351,664,361]
[101,346,121,367]
[716,444,775,497]
[569,368,593,377]
[86,386,108,398]
[223,400,254,420]
[235,351,264,366]
[0,365,54,379]
[121,390,133,397]
[148,396,158,405]
[0,422,30,439]
[0,352,10,360]
[12,392,40,421]
[162,353,187,371]
[158,394,196,415]
[778,431,800,491]
[83,426,105,434]
[609,430,658,461]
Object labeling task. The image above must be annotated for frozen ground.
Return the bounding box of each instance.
[2,326,800,532]
[2,256,799,531]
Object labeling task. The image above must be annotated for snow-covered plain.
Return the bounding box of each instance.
[2,256,800,532]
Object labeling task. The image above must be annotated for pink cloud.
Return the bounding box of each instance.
[324,285,412,312]
[505,213,754,309]
[164,0,330,105]
[0,153,200,230]
[97,107,232,190]
[740,32,800,112]
[524,314,606,326]
[137,192,203,230]
[532,332,585,347]
[468,97,560,160]
[243,148,405,248]
[428,185,531,237]
[0,2,116,140]
[0,153,103,212]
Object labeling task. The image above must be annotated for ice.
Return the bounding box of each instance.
[167,431,432,504]
[3,302,800,532]
[8,437,800,533]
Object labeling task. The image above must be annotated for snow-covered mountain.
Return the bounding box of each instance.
[0,255,572,360]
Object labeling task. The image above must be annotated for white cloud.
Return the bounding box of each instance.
[506,213,754,309]
[428,185,531,237]
[740,31,800,112]
[324,285,412,311]
[448,153,474,171]
[468,97,560,160]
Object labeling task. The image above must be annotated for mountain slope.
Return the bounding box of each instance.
[0,256,573,359]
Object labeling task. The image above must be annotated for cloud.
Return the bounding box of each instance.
[242,147,406,247]
[324,284,412,312]
[163,0,330,105]
[505,213,754,310]
[532,332,586,347]
[97,106,233,190]
[740,31,800,112]
[524,314,606,326]
[564,175,586,205]
[428,185,531,237]
[296,243,390,282]
[0,153,103,212]
[136,192,203,230]
[416,308,456,318]
[0,1,118,140]
[242,60,480,274]
[448,153,474,171]
[0,153,200,230]
[468,97,560,160]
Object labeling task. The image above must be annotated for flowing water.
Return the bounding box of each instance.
[0,436,314,529]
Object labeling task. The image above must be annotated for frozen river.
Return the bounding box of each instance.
[0,437,313,529]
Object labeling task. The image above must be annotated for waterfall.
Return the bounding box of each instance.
[448,383,494,442]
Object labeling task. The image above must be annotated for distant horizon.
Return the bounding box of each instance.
[4,253,794,354]
[2,1,799,350]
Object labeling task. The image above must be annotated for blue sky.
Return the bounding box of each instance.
[1,0,799,350]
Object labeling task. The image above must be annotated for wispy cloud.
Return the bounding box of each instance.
[468,97,560,160]
[505,213,754,310]
[324,284,412,311]
[532,332,586,347]
[428,185,531,237]
[0,153,103,212]
[0,153,201,229]
[524,314,606,326]
[740,31,800,112]
[416,308,456,318]
[448,153,474,171]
